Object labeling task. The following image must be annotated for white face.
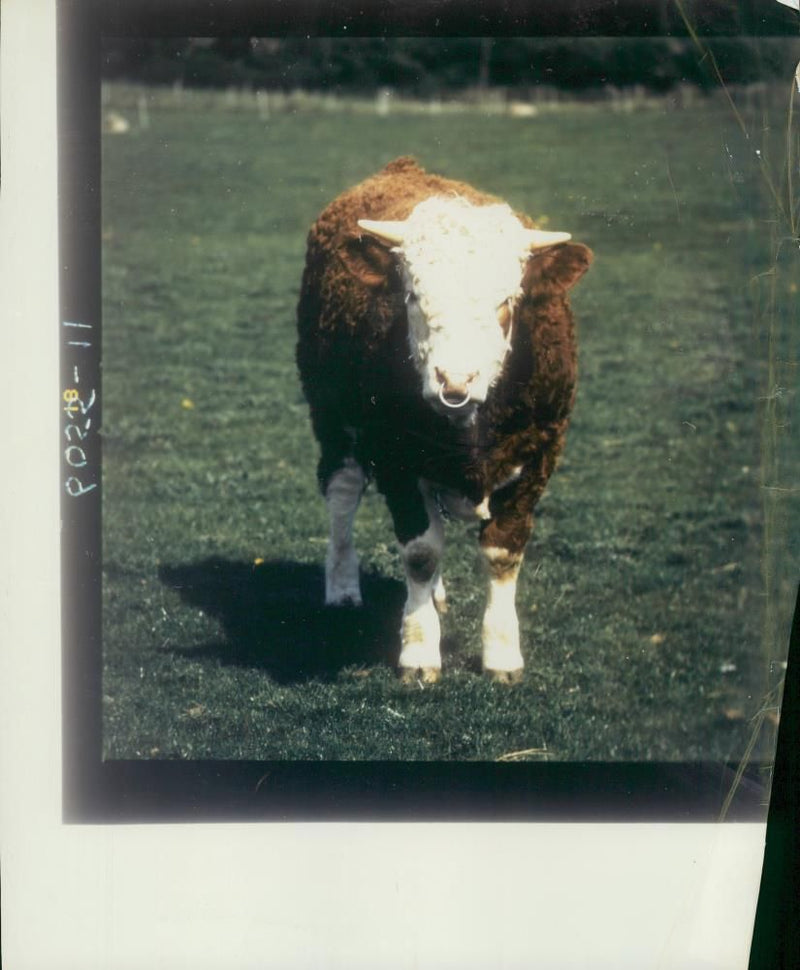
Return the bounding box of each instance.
[392,197,533,418]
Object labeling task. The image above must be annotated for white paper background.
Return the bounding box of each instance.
[0,2,768,967]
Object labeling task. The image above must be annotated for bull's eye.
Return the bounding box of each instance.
[405,291,419,307]
[497,301,512,337]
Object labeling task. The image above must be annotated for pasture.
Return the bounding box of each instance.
[100,86,797,762]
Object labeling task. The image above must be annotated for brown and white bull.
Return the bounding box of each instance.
[296,157,592,682]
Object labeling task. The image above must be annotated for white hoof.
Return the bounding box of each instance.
[326,590,362,607]
[398,665,441,685]
[483,666,523,685]
[325,547,361,606]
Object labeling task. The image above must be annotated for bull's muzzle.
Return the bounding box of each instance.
[434,368,477,409]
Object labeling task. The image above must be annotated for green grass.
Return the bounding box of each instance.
[101,88,798,762]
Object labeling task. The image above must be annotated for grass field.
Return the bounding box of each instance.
[100,86,798,762]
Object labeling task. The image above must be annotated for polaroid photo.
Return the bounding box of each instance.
[2,0,798,967]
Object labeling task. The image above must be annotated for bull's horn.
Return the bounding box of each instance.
[357,219,407,245]
[525,229,572,249]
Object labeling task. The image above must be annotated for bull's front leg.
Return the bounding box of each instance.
[480,543,526,683]
[479,490,537,684]
[382,479,445,684]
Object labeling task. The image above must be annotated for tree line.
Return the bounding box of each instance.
[102,37,800,95]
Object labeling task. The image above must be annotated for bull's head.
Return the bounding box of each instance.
[350,196,584,422]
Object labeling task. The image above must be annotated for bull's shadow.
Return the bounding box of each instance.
[158,558,405,684]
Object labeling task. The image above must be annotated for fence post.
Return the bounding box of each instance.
[256,89,270,120]
[137,93,150,130]
[376,88,392,116]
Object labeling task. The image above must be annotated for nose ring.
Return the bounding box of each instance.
[438,382,473,409]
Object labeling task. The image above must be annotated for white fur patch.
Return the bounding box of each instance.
[432,487,491,522]
[481,546,525,673]
[393,197,533,406]
[432,572,447,613]
[494,465,524,492]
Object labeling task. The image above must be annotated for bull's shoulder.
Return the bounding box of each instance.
[515,297,578,424]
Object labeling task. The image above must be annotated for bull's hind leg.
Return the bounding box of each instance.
[382,480,445,683]
[324,457,366,606]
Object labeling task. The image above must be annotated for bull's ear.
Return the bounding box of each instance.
[340,233,397,288]
[524,242,593,293]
